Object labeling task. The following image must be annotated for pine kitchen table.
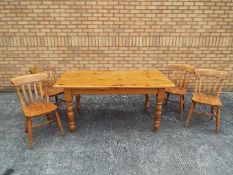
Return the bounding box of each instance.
[54,70,174,132]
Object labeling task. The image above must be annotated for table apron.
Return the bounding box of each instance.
[68,88,161,95]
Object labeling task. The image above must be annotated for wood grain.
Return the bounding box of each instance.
[55,70,174,89]
[11,74,64,148]
[165,64,195,121]
[55,70,174,132]
[186,68,228,133]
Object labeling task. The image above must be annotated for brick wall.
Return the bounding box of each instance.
[0,0,232,91]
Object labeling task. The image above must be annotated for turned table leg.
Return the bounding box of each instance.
[145,94,150,113]
[154,88,165,132]
[76,95,81,113]
[64,89,76,132]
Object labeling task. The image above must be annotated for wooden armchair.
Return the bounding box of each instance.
[29,65,64,105]
[185,69,228,133]
[164,64,195,120]
[11,74,64,148]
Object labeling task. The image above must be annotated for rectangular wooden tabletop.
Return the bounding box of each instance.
[55,70,174,89]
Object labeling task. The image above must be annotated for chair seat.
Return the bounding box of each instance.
[165,87,187,96]
[47,87,63,97]
[23,102,57,117]
[192,94,222,106]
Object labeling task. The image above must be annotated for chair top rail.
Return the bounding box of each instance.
[11,74,48,87]
[168,64,195,73]
[195,69,228,80]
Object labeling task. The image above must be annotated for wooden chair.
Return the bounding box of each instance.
[29,65,64,105]
[11,74,64,148]
[185,69,228,133]
[164,64,195,120]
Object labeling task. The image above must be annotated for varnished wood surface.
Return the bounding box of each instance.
[167,64,195,90]
[194,69,228,97]
[11,74,64,148]
[29,65,57,87]
[192,94,222,106]
[11,74,48,87]
[186,68,228,133]
[195,69,228,79]
[22,102,58,117]
[164,64,195,121]
[165,87,187,96]
[29,65,64,105]
[71,88,160,95]
[55,70,174,89]
[55,70,174,132]
[47,87,63,96]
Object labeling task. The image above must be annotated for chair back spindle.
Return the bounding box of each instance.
[194,69,228,97]
[29,65,56,87]
[11,74,49,108]
[168,64,195,90]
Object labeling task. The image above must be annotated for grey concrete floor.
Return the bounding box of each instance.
[0,93,232,175]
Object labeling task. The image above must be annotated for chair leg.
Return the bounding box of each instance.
[210,106,214,120]
[179,95,184,121]
[216,107,221,134]
[185,102,196,128]
[54,111,64,136]
[25,122,28,133]
[55,95,59,106]
[76,95,81,113]
[165,93,170,105]
[47,113,53,123]
[26,118,33,149]
[145,94,150,113]
[182,96,185,109]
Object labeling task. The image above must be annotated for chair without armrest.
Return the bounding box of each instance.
[11,74,64,148]
[165,64,195,121]
[185,69,228,133]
